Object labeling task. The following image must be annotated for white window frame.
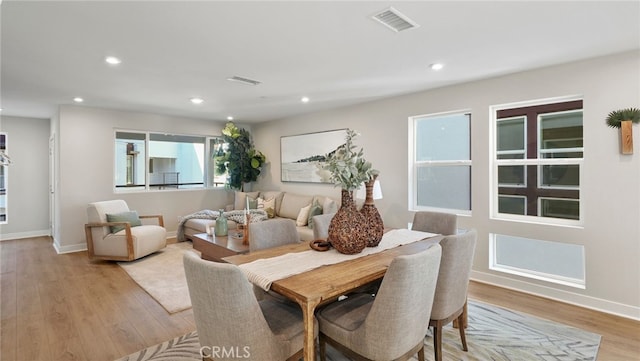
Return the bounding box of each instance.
[114,129,225,193]
[489,96,584,227]
[408,110,472,215]
[489,233,586,289]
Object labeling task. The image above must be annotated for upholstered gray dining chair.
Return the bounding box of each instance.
[429,229,478,361]
[312,213,334,240]
[411,211,457,235]
[249,218,300,252]
[317,244,442,361]
[183,252,317,361]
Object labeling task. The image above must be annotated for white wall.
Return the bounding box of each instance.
[0,116,50,240]
[54,106,236,253]
[252,50,640,319]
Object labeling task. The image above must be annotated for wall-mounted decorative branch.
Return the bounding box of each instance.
[606,107,640,154]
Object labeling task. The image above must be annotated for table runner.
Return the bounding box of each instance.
[239,228,438,291]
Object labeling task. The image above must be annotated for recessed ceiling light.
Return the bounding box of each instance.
[105,56,121,65]
[227,116,234,121]
[301,97,310,103]
[73,97,84,103]
[190,97,204,105]
[430,63,444,71]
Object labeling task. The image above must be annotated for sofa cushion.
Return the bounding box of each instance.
[279,193,313,220]
[323,197,338,215]
[234,191,260,210]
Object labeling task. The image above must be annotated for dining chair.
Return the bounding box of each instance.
[411,211,457,235]
[183,252,317,361]
[429,229,477,361]
[249,218,300,252]
[317,244,442,361]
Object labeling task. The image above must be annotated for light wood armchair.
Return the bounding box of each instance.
[84,200,167,261]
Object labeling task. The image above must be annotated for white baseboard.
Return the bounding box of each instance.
[53,232,177,254]
[0,229,50,241]
[471,270,640,321]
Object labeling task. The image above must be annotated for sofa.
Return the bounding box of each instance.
[180,190,339,242]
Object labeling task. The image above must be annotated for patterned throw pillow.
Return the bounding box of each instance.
[257,197,276,218]
[106,211,142,234]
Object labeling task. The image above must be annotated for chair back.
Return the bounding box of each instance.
[430,229,477,320]
[249,218,300,252]
[87,200,130,240]
[183,252,282,358]
[411,211,457,235]
[355,244,442,359]
[312,213,334,240]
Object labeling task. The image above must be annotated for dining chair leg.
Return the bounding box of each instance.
[433,322,443,361]
[457,312,468,351]
[319,335,327,361]
[417,344,425,361]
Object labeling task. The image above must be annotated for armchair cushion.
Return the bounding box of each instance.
[106,211,142,233]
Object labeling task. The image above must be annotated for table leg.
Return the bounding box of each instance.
[300,299,320,360]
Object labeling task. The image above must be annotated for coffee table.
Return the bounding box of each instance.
[191,233,249,262]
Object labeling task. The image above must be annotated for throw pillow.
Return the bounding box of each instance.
[248,198,258,209]
[257,197,276,218]
[307,200,323,229]
[234,191,260,211]
[106,211,142,234]
[323,198,338,215]
[296,204,311,227]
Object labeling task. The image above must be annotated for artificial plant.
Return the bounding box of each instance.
[323,129,377,191]
[605,107,640,128]
[214,122,266,190]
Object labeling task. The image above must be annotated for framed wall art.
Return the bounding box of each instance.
[281,129,347,183]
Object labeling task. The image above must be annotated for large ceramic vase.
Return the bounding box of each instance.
[328,189,367,255]
[360,175,384,247]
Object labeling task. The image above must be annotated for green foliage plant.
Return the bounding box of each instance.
[606,107,640,128]
[323,129,378,191]
[214,122,266,190]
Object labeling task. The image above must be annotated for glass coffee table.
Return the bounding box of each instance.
[191,232,249,262]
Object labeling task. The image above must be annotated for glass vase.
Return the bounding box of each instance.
[214,209,228,237]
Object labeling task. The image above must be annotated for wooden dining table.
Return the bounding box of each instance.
[223,231,443,361]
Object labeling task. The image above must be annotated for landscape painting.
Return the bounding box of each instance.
[281,129,347,183]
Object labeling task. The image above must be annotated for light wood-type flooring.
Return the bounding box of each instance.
[1,237,639,361]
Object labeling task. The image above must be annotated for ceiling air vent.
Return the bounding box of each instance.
[227,76,262,86]
[372,7,419,32]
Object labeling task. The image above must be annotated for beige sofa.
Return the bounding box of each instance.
[181,190,338,242]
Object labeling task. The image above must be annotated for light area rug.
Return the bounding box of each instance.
[115,300,601,361]
[118,242,197,314]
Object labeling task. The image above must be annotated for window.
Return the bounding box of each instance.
[490,233,586,289]
[409,112,471,214]
[115,131,226,191]
[492,99,583,224]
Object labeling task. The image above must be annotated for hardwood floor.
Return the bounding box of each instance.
[1,236,639,361]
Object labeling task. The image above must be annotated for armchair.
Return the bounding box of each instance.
[84,199,167,261]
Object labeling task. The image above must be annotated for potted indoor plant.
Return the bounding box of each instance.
[214,122,266,190]
[323,129,377,254]
[606,107,640,154]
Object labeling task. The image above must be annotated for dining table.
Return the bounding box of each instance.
[223,228,443,361]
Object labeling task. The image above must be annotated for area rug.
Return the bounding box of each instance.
[118,242,197,314]
[114,300,601,361]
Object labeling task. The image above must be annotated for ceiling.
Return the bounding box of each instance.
[2,1,639,123]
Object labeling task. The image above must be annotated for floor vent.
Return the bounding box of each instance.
[372,7,419,32]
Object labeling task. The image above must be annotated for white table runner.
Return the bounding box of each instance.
[239,228,438,291]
